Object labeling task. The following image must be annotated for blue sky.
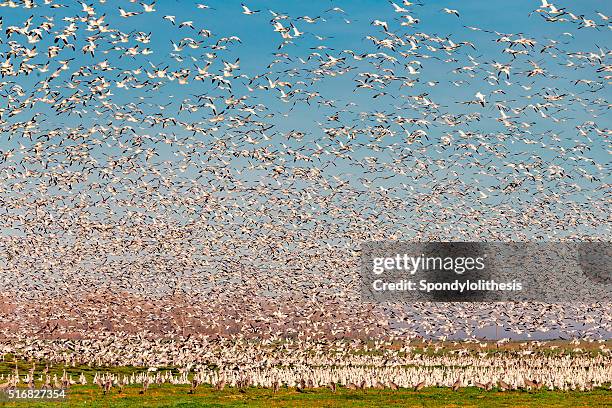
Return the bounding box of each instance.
[0,0,610,239]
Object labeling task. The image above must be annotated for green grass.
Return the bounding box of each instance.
[2,385,611,408]
[1,344,610,407]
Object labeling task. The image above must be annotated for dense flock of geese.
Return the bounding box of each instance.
[0,0,610,392]
[1,338,611,393]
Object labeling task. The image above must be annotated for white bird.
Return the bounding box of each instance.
[241,3,260,15]
[371,19,389,31]
[475,92,486,106]
[141,2,156,13]
[118,8,142,18]
[390,2,409,13]
[442,7,460,17]
[179,21,195,29]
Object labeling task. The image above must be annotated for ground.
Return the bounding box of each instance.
[1,385,611,408]
[1,343,610,407]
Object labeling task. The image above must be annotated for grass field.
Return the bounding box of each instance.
[1,385,611,408]
[1,343,610,407]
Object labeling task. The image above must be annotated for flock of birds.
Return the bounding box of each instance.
[1,338,611,393]
[0,0,610,391]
